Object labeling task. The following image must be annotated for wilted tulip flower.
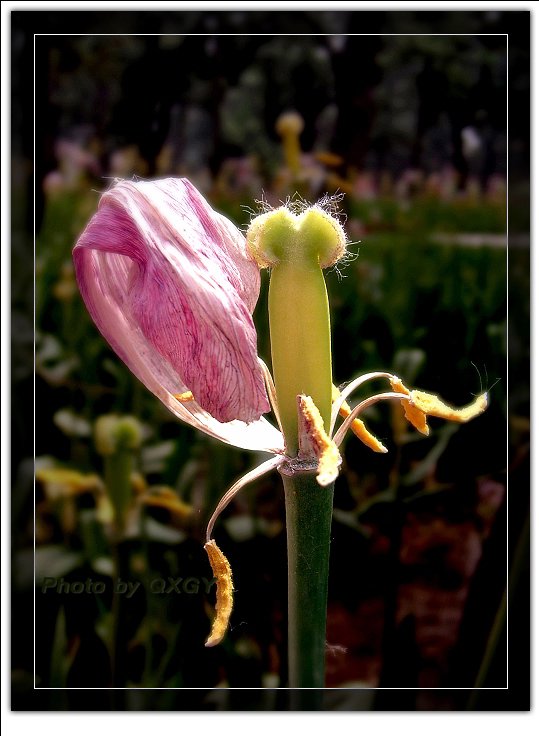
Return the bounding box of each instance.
[73,178,487,664]
[73,178,281,452]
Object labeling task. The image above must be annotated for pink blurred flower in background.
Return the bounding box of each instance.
[43,138,101,196]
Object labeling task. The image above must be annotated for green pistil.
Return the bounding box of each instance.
[269,257,332,454]
[247,205,345,455]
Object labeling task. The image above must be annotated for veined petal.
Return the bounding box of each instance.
[73,178,273,437]
[164,393,284,453]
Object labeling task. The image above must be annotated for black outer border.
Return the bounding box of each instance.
[9,7,531,712]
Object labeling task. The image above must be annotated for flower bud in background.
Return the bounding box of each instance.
[94,414,143,532]
[94,414,143,456]
[276,110,304,177]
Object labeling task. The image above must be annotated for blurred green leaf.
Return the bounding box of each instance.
[50,606,79,689]
[140,441,177,475]
[53,408,92,438]
[135,517,187,545]
[34,546,85,582]
[78,510,111,562]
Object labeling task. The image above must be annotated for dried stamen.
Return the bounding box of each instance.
[173,391,195,403]
[298,395,341,486]
[332,385,387,453]
[204,540,234,647]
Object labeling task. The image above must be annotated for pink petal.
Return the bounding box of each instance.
[73,178,275,443]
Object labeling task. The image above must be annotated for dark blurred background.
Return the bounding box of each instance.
[11,9,530,711]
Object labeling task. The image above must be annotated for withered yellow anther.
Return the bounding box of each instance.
[389,376,429,435]
[410,389,488,423]
[332,385,388,453]
[298,395,341,486]
[390,375,488,435]
[174,391,194,403]
[141,487,193,522]
[204,539,234,647]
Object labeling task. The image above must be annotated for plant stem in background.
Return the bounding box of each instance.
[104,449,133,535]
[95,414,142,688]
[110,536,126,690]
[104,448,133,689]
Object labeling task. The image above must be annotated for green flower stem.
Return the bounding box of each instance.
[281,466,334,695]
[103,449,133,687]
[249,205,344,701]
[110,541,125,688]
[104,450,133,534]
[95,416,141,532]
[269,258,332,455]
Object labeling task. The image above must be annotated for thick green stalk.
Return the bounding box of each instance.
[104,450,133,533]
[269,259,332,454]
[281,466,334,695]
[96,414,141,533]
[103,450,133,688]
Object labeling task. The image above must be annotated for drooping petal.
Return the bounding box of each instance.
[163,392,283,453]
[73,178,281,451]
